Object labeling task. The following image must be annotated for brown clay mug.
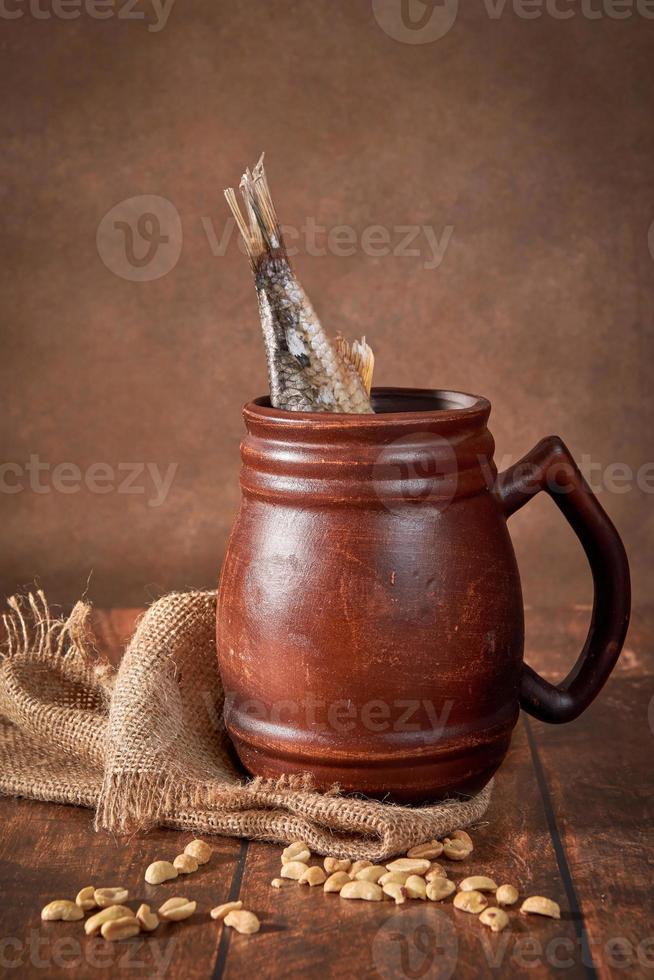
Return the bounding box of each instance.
[216,388,630,803]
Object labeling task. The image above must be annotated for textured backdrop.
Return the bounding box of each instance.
[1,0,652,616]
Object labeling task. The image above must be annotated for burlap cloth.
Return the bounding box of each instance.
[0,590,492,861]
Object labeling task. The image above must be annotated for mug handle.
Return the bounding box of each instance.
[496,436,630,723]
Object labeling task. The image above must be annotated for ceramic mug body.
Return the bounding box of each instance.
[217,388,629,803]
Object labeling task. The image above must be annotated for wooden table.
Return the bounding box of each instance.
[0,606,651,979]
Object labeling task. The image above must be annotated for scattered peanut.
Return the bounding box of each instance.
[442,839,471,861]
[453,890,488,914]
[349,860,373,876]
[184,839,212,865]
[158,897,197,922]
[385,858,431,875]
[136,904,159,932]
[75,886,97,911]
[299,866,327,887]
[520,896,561,919]
[480,907,510,932]
[425,865,447,881]
[270,878,294,889]
[145,861,178,885]
[426,879,456,902]
[282,842,310,865]
[379,871,411,886]
[93,887,129,908]
[404,875,427,901]
[173,853,199,875]
[41,900,85,922]
[459,876,498,893]
[449,829,473,851]
[382,882,407,904]
[406,840,444,860]
[339,880,384,902]
[324,857,351,874]
[85,906,134,936]
[280,860,309,881]
[101,916,141,942]
[354,865,386,883]
[496,884,519,907]
[210,900,243,921]
[324,871,351,894]
[224,909,260,934]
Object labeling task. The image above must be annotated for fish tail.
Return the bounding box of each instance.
[224,153,285,268]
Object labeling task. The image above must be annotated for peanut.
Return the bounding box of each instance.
[480,907,510,933]
[101,916,140,942]
[379,871,411,886]
[145,861,178,885]
[280,860,309,881]
[406,840,444,860]
[354,865,386,883]
[75,886,97,911]
[385,858,431,875]
[299,866,326,887]
[453,890,488,914]
[404,875,427,900]
[520,896,561,919]
[426,879,456,902]
[339,880,383,902]
[85,906,134,936]
[459,876,498,893]
[349,860,373,876]
[324,871,351,894]
[173,853,199,875]
[158,897,197,921]
[270,878,293,889]
[425,865,447,881]
[282,842,310,865]
[94,887,129,908]
[442,839,471,861]
[211,900,243,921]
[136,903,159,932]
[324,857,351,874]
[224,910,260,934]
[383,882,407,904]
[449,829,473,850]
[184,839,212,865]
[496,884,519,907]
[41,900,84,922]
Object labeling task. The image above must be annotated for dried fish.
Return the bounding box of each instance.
[225,156,374,413]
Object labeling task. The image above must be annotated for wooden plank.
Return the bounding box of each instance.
[220,719,584,980]
[1,606,648,977]
[529,673,654,980]
[0,794,241,978]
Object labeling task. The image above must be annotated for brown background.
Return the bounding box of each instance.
[1,0,652,618]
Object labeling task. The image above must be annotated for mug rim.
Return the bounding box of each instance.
[244,386,491,427]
